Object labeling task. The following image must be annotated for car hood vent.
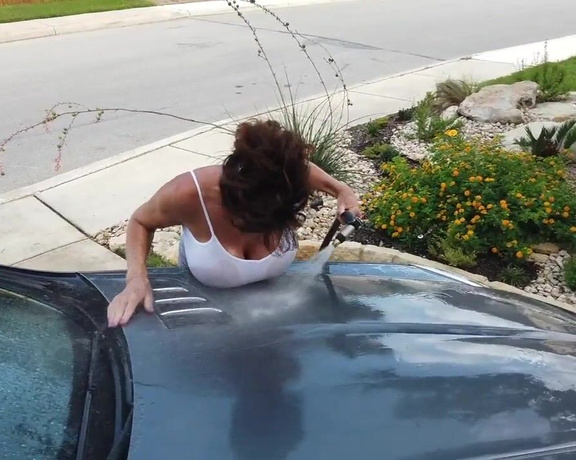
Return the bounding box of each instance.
[152,283,230,328]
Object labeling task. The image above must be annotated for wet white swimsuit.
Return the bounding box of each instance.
[179,171,297,288]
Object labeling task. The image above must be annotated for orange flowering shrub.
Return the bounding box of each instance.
[362,133,576,266]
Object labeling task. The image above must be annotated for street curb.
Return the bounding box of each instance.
[0,0,357,45]
[296,241,576,316]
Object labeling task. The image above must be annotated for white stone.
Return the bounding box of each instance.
[157,243,179,266]
[529,253,549,265]
[441,106,459,120]
[459,81,538,124]
[152,231,181,263]
[330,242,363,262]
[153,231,180,245]
[532,242,561,255]
[296,240,320,261]
[109,233,127,252]
[530,102,576,122]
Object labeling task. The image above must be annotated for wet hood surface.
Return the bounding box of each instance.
[85,265,576,460]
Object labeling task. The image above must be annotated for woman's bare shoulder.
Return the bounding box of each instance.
[164,166,221,196]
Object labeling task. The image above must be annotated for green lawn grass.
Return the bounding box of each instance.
[485,56,576,92]
[0,0,153,24]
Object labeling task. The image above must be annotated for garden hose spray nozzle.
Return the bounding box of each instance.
[319,211,362,250]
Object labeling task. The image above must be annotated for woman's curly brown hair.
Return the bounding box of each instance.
[220,119,312,252]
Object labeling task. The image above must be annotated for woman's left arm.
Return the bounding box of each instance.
[308,162,362,218]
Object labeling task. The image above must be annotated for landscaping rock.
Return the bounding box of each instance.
[330,242,363,262]
[108,234,127,253]
[525,251,576,305]
[459,81,539,124]
[441,105,459,121]
[501,122,561,151]
[532,242,561,255]
[152,231,180,262]
[530,101,576,122]
[95,233,108,245]
[390,123,430,161]
[360,245,400,263]
[460,118,511,140]
[153,231,180,247]
[296,240,320,261]
[161,244,180,265]
[529,253,549,265]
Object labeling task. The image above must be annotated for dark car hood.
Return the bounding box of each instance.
[85,264,576,460]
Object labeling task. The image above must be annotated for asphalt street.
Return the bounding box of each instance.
[1,0,575,191]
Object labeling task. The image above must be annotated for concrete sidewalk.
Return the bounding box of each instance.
[0,0,356,45]
[1,34,575,272]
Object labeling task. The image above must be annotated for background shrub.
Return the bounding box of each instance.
[397,106,415,122]
[413,95,462,143]
[533,61,569,102]
[362,133,576,267]
[362,143,400,163]
[279,102,351,183]
[515,120,576,158]
[565,257,576,291]
[366,117,390,136]
[428,236,477,268]
[499,264,533,287]
[431,79,478,114]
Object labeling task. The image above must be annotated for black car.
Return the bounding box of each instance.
[3,261,576,460]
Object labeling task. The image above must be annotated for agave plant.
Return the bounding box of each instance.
[431,78,479,114]
[514,120,576,158]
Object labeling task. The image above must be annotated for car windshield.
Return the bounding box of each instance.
[0,288,91,459]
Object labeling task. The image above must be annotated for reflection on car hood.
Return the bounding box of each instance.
[86,264,576,460]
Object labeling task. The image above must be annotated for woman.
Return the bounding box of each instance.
[107,119,361,328]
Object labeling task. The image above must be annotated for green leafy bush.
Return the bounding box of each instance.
[428,237,477,268]
[514,120,576,158]
[413,95,462,143]
[565,257,576,291]
[432,79,478,114]
[366,117,390,136]
[361,143,400,163]
[488,56,576,95]
[533,61,569,102]
[397,106,415,122]
[362,133,576,267]
[499,264,533,287]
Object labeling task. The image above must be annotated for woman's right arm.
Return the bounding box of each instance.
[107,173,198,328]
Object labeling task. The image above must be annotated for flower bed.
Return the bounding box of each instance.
[344,81,576,303]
